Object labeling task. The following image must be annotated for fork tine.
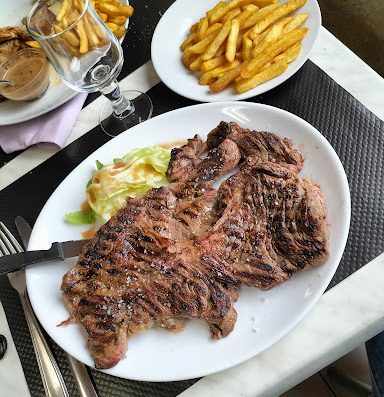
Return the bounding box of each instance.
[0,222,23,254]
[0,236,8,256]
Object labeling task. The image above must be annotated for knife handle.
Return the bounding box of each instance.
[0,243,64,276]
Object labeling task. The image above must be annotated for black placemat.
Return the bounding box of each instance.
[0,60,383,396]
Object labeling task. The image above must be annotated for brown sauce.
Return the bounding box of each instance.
[2,57,49,100]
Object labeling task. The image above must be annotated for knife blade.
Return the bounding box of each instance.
[15,216,99,397]
[15,216,31,250]
[0,238,89,276]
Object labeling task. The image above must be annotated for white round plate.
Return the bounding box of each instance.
[0,0,129,126]
[26,102,350,381]
[151,0,321,102]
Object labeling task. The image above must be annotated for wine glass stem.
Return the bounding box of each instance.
[100,79,134,118]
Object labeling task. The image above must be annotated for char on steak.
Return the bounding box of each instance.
[207,121,305,173]
[167,135,241,182]
[62,181,239,369]
[198,159,329,289]
[61,121,329,369]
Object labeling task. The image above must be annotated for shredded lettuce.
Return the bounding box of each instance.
[65,146,170,225]
[64,208,97,224]
[67,146,171,224]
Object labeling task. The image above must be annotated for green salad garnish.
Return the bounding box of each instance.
[65,146,171,225]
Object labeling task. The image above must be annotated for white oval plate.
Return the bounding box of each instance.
[26,102,350,381]
[151,0,321,102]
[0,0,129,126]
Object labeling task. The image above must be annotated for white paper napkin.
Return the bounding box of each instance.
[0,301,31,397]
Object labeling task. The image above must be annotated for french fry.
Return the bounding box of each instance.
[209,64,242,92]
[67,9,80,25]
[189,55,204,71]
[222,8,242,22]
[182,51,197,67]
[228,0,260,9]
[199,60,241,85]
[234,6,259,28]
[106,22,119,32]
[114,26,127,39]
[53,24,80,48]
[181,33,195,50]
[56,0,69,21]
[206,23,223,35]
[195,17,209,41]
[244,4,259,11]
[226,19,240,62]
[242,35,253,60]
[25,40,41,49]
[190,22,199,33]
[116,5,134,17]
[208,3,231,24]
[272,42,301,63]
[214,41,227,57]
[107,15,126,25]
[236,59,287,93]
[251,17,292,57]
[206,0,227,19]
[76,20,89,54]
[252,0,279,6]
[185,28,221,55]
[240,27,307,78]
[242,3,280,31]
[251,0,306,35]
[201,55,227,72]
[201,19,231,61]
[73,0,83,12]
[98,2,121,16]
[282,13,309,33]
[84,16,100,48]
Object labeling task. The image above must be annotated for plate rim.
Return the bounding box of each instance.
[151,0,322,103]
[26,101,351,381]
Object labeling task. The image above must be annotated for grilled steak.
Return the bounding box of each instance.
[62,181,239,369]
[207,121,305,173]
[167,135,241,182]
[62,122,329,369]
[166,135,206,182]
[198,159,329,289]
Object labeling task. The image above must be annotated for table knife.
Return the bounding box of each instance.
[0,237,88,276]
[15,216,99,397]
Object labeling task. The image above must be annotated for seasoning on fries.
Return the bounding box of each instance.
[180,0,309,94]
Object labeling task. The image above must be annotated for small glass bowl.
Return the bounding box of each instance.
[0,48,49,101]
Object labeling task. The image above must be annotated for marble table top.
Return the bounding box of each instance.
[1,26,384,397]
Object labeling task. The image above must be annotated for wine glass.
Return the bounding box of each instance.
[26,0,153,137]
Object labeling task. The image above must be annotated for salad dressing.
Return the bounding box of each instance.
[80,200,91,212]
[82,226,97,239]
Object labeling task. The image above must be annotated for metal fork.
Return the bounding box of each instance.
[0,222,69,397]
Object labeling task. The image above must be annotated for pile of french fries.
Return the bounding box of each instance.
[26,0,133,54]
[92,0,133,39]
[180,0,308,94]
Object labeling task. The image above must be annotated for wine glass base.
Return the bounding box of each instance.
[100,90,153,137]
